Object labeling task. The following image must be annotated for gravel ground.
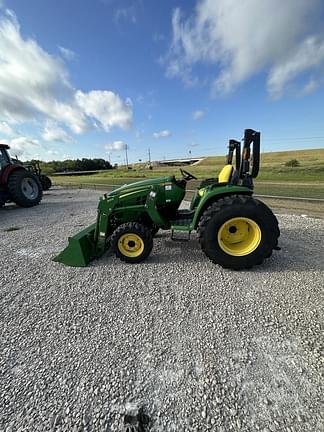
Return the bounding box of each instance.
[0,188,323,432]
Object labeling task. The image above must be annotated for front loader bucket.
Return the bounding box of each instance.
[53,223,97,267]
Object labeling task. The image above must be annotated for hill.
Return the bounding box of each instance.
[52,148,324,200]
[191,148,324,182]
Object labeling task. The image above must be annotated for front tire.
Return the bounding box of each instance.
[111,222,153,263]
[198,195,280,270]
[7,170,43,207]
[40,175,52,191]
[151,225,160,236]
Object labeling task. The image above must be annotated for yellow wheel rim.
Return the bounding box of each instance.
[118,233,144,258]
[218,217,261,257]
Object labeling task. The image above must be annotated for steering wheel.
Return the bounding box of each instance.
[180,168,197,181]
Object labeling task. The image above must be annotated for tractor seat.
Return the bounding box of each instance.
[218,164,234,183]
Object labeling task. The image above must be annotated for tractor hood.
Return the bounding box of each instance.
[108,176,174,196]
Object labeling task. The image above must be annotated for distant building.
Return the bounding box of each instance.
[156,157,203,166]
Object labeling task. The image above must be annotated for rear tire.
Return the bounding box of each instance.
[198,195,280,270]
[111,222,153,263]
[7,170,43,207]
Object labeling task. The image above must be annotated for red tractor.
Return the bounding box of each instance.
[0,144,43,208]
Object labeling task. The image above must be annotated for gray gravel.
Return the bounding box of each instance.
[0,187,323,432]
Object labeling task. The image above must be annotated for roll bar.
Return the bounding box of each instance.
[226,139,241,171]
[225,129,260,188]
[239,129,260,179]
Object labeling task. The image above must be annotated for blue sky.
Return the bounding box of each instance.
[1,0,324,163]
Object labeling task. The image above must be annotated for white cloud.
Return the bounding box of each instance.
[0,14,82,129]
[166,0,324,97]
[267,37,324,98]
[0,121,15,136]
[0,11,133,133]
[42,120,73,143]
[105,141,127,151]
[193,110,204,120]
[76,91,132,131]
[1,134,75,161]
[153,130,171,139]
[0,136,41,159]
[301,78,320,96]
[58,46,77,61]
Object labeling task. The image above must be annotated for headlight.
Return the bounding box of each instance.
[149,191,157,198]
[198,188,205,197]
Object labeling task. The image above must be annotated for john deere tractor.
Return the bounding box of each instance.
[0,144,43,208]
[54,129,280,270]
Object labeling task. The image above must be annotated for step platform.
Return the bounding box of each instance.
[170,209,195,240]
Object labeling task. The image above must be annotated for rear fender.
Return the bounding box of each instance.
[191,185,253,229]
[1,165,24,185]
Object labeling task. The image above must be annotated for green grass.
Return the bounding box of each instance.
[253,183,324,199]
[52,148,324,199]
[198,148,324,181]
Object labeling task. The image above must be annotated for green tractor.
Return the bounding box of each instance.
[54,129,280,270]
[24,161,52,191]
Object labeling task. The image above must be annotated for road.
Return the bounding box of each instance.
[0,188,323,431]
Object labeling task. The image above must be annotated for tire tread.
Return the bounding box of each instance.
[7,170,42,207]
[198,194,280,270]
[111,222,153,263]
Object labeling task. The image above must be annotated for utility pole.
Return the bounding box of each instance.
[125,144,129,169]
[148,148,151,167]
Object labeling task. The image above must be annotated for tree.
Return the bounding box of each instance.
[24,158,113,173]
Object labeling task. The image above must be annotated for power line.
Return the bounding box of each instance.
[264,136,324,142]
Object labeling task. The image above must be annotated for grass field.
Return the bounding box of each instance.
[52,148,324,199]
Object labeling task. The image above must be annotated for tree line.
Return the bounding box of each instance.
[24,158,114,174]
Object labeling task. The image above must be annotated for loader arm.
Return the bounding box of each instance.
[53,185,171,267]
[145,186,170,229]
